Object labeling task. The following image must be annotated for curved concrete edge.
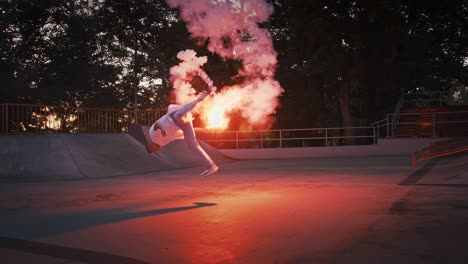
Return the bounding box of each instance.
[0,134,449,181]
[218,138,451,160]
[0,135,84,181]
[0,133,233,181]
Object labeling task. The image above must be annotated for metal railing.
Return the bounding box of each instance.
[412,138,468,167]
[1,104,378,149]
[0,103,166,134]
[372,111,468,138]
[370,118,387,138]
[404,91,449,107]
[389,91,451,135]
[197,126,377,149]
[391,94,405,136]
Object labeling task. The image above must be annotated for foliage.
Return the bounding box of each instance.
[268,0,468,128]
[1,0,467,129]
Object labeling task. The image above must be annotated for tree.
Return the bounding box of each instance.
[400,1,468,94]
[268,0,468,133]
[0,0,192,109]
[95,0,195,110]
[1,0,466,132]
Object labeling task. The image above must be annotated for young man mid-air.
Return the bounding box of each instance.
[146,76,218,177]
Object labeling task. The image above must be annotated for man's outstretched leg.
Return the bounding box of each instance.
[170,91,219,176]
[171,91,207,121]
[177,120,218,176]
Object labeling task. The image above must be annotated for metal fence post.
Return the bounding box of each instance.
[376,122,380,138]
[279,130,282,148]
[5,104,8,134]
[260,128,263,148]
[432,112,436,137]
[386,114,390,137]
[105,110,108,133]
[325,128,328,147]
[373,126,376,144]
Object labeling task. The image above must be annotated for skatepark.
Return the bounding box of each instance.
[2,0,468,262]
[1,133,467,264]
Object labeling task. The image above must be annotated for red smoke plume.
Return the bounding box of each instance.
[167,0,283,130]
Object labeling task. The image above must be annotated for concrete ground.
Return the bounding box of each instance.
[1,153,467,264]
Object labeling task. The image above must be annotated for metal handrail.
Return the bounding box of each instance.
[384,111,468,137]
[391,94,405,136]
[412,138,468,167]
[372,110,468,138]
[404,91,449,106]
[197,126,377,149]
[0,103,166,134]
[210,126,377,133]
[370,118,388,138]
[370,119,387,127]
[1,103,378,148]
[391,110,468,116]
[387,91,453,137]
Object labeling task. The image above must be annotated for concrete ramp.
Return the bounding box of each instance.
[401,151,468,186]
[0,135,84,181]
[412,137,468,166]
[0,133,232,181]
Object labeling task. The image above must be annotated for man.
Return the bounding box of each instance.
[146,90,219,177]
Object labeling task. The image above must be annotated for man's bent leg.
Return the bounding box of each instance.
[171,91,207,122]
[170,92,218,175]
[178,120,215,168]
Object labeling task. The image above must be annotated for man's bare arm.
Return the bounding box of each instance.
[153,120,167,136]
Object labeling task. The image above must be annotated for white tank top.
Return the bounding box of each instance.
[148,105,184,146]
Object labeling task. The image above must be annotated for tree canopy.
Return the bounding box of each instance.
[1,0,467,129]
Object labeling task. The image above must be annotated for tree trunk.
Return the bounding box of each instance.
[338,80,355,145]
[367,81,377,123]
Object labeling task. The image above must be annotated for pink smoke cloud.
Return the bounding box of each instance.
[166,0,284,129]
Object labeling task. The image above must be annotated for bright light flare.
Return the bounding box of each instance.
[204,108,228,130]
[196,79,283,130]
[198,87,240,130]
[199,89,239,130]
[46,114,61,130]
[170,50,284,131]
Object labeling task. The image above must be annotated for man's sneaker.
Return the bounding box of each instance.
[210,86,217,95]
[197,90,208,101]
[201,164,219,177]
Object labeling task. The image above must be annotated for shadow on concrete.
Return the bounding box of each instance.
[399,155,468,187]
[399,159,437,185]
[3,203,217,239]
[0,236,150,264]
[412,183,468,187]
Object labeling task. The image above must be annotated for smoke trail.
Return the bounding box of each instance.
[167,0,283,129]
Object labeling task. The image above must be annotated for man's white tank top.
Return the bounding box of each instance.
[148,104,184,146]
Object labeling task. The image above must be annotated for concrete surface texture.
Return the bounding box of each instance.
[0,134,467,264]
[0,134,232,181]
[219,138,449,160]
